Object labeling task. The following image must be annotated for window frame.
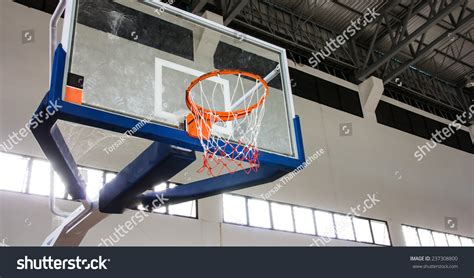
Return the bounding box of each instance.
[402,224,473,247]
[0,152,198,219]
[223,193,392,246]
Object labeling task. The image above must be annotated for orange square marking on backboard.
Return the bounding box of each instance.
[65,86,83,105]
[186,113,211,140]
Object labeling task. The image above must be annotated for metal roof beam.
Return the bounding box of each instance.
[223,0,249,25]
[356,0,462,81]
[384,12,474,85]
[192,0,208,14]
[228,0,470,114]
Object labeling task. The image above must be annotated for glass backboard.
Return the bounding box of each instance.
[62,0,298,159]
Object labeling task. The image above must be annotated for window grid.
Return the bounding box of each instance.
[312,211,319,236]
[290,206,297,233]
[245,197,250,227]
[165,183,198,219]
[370,220,391,245]
[293,206,316,235]
[314,210,336,238]
[273,202,295,232]
[0,152,197,219]
[353,218,373,243]
[368,219,375,244]
[268,198,275,229]
[248,198,271,228]
[334,213,355,241]
[330,212,337,238]
[24,158,33,193]
[402,225,473,247]
[350,215,357,241]
[223,193,392,246]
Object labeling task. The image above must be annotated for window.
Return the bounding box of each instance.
[402,226,420,246]
[0,152,29,192]
[223,194,247,225]
[353,218,373,243]
[0,152,197,219]
[79,167,104,201]
[28,160,67,198]
[154,182,167,192]
[137,182,197,217]
[157,182,196,217]
[167,183,196,217]
[402,225,473,247]
[418,229,434,246]
[151,182,168,213]
[53,172,66,198]
[293,207,315,235]
[169,201,196,217]
[334,214,355,240]
[314,210,336,238]
[153,202,167,214]
[28,159,51,196]
[223,194,391,246]
[248,199,271,228]
[446,234,461,246]
[371,220,391,246]
[459,237,473,247]
[105,172,117,183]
[271,203,294,232]
[432,232,448,247]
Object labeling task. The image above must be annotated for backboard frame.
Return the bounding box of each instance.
[33,0,305,215]
[58,0,303,165]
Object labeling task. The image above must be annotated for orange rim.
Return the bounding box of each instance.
[185,69,269,122]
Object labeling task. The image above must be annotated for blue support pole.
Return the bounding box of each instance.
[31,95,87,200]
[99,142,196,213]
[135,165,286,207]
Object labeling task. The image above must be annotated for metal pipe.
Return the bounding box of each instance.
[49,0,67,84]
[230,65,281,110]
[49,0,75,217]
[49,173,70,217]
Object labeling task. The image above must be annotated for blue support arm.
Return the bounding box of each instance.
[134,165,287,207]
[99,142,196,213]
[31,95,88,200]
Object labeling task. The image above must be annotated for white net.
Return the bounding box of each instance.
[186,71,269,176]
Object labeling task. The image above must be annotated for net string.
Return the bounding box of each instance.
[189,73,267,176]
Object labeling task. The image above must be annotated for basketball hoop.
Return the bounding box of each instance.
[185,69,269,176]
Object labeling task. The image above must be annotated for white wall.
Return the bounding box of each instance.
[0,191,372,246]
[0,1,472,246]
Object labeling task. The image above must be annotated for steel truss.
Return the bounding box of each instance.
[354,0,473,113]
[190,0,473,118]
